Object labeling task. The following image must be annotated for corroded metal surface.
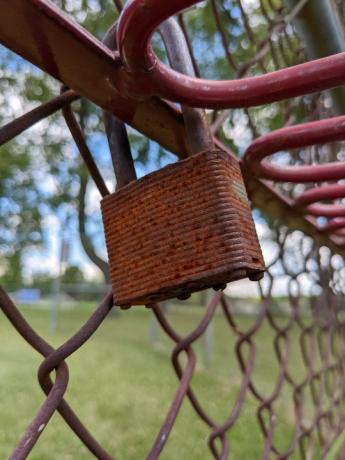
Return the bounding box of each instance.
[101,150,264,306]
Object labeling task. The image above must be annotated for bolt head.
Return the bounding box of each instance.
[249,271,264,282]
[213,284,227,291]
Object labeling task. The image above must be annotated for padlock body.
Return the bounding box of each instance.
[101,149,264,306]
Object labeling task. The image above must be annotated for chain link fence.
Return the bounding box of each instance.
[1,0,345,458]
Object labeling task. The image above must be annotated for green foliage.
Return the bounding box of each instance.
[29,272,55,295]
[0,251,23,289]
[0,135,42,288]
[61,264,85,284]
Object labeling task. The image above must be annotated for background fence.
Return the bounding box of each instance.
[1,0,345,459]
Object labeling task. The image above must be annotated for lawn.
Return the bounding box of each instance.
[0,300,322,459]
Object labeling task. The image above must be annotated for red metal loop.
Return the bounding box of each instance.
[243,116,345,238]
[296,186,345,236]
[333,228,345,237]
[296,184,345,206]
[323,218,345,232]
[117,0,345,108]
[243,115,345,183]
[306,204,345,218]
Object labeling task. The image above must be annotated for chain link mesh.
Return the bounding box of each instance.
[1,1,345,459]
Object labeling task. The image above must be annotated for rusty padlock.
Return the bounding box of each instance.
[101,19,265,307]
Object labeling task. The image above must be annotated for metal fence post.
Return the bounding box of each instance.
[202,290,214,369]
[284,0,345,114]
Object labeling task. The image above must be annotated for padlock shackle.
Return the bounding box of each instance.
[159,18,214,156]
[103,23,137,188]
[159,19,195,77]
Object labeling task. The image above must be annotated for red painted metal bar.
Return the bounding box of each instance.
[324,218,345,232]
[242,116,345,183]
[116,0,345,108]
[1,1,345,123]
[333,228,345,237]
[307,204,345,218]
[296,184,345,206]
[242,116,345,239]
[0,0,189,156]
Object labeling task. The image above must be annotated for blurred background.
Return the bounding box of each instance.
[2,1,345,459]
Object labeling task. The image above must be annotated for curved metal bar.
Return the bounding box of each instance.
[306,204,345,218]
[295,185,345,238]
[333,228,345,237]
[159,18,214,155]
[117,0,345,109]
[260,161,345,183]
[323,218,345,232]
[242,115,345,183]
[296,184,345,206]
[242,114,345,238]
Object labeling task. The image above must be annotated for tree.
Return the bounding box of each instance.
[0,105,42,288]
[0,1,118,285]
[61,265,85,285]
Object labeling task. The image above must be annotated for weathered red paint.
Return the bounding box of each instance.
[243,116,345,240]
[117,0,345,108]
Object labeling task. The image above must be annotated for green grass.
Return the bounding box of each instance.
[0,302,326,459]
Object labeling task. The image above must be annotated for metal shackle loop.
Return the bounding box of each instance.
[103,23,137,189]
[159,18,214,156]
